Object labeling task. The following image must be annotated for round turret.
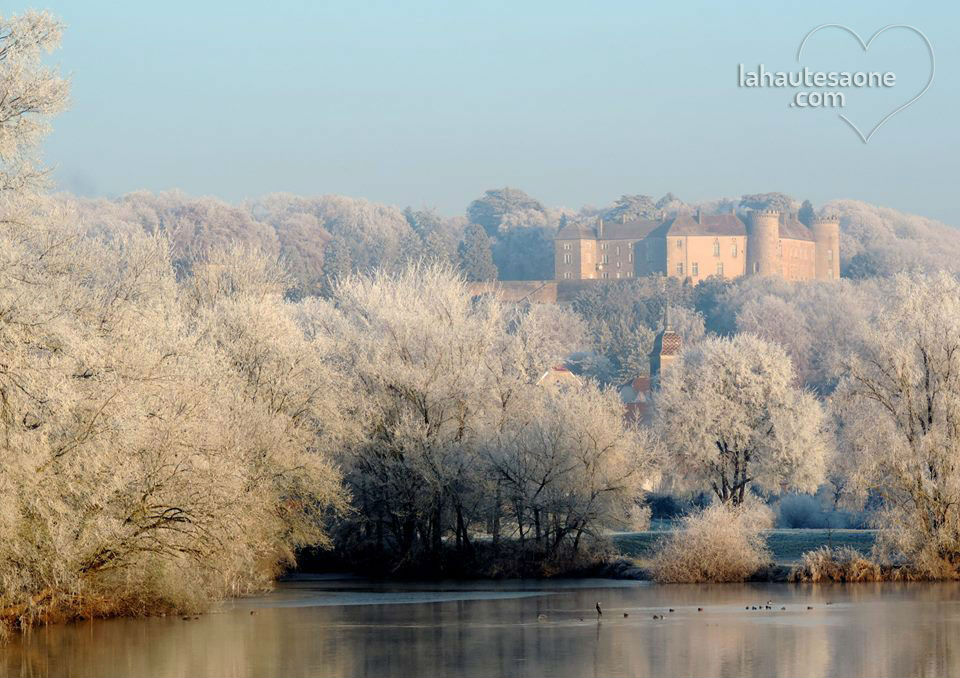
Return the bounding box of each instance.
[812,215,840,280]
[746,210,781,276]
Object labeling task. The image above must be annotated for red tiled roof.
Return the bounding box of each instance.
[555,218,663,241]
[649,213,746,237]
[599,219,661,240]
[555,222,596,239]
[659,332,682,355]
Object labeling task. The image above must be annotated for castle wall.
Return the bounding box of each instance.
[780,238,816,281]
[635,238,667,276]
[467,281,559,303]
[665,236,685,278]
[746,211,782,276]
[812,218,841,280]
[662,234,746,282]
[579,239,597,279]
[555,238,599,280]
[596,239,637,279]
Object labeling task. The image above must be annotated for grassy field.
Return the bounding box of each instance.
[614,529,877,564]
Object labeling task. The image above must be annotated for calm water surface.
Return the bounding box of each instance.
[4,575,960,677]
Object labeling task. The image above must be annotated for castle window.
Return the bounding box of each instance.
[628,253,633,263]
[828,248,833,261]
[713,241,720,257]
[717,261,724,276]
[563,253,572,264]
[602,254,609,264]
[676,263,684,276]
[753,262,759,273]
[563,243,572,250]
[600,242,608,250]
[626,271,633,278]
[691,262,699,276]
[616,246,621,255]
[616,261,621,268]
[563,271,572,279]
[731,242,738,257]
[675,239,682,249]
[602,272,609,279]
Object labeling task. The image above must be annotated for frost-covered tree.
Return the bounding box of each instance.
[655,334,829,505]
[836,273,960,576]
[491,385,656,556]
[0,13,347,630]
[0,11,68,203]
[824,198,960,277]
[738,192,796,213]
[466,187,545,236]
[603,194,659,222]
[491,226,554,280]
[316,263,655,570]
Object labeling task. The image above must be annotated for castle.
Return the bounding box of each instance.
[554,209,840,283]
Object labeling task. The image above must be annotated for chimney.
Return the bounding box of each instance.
[695,208,702,224]
[597,217,604,238]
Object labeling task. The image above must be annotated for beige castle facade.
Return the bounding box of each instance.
[554,210,840,283]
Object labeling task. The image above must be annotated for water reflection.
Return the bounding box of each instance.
[4,578,960,677]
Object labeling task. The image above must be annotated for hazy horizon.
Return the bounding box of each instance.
[36,1,960,224]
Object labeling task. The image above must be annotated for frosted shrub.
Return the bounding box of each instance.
[789,547,883,583]
[651,501,773,583]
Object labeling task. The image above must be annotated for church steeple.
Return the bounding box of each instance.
[650,305,682,388]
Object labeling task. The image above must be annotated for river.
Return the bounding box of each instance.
[3,574,960,677]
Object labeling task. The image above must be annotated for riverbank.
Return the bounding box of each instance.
[297,529,879,584]
[613,528,877,564]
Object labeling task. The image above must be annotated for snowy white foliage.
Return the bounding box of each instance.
[654,334,829,504]
[836,273,960,576]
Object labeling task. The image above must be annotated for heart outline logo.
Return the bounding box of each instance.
[797,24,935,143]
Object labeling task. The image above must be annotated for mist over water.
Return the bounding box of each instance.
[4,577,960,677]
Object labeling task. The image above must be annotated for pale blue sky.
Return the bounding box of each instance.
[26,1,960,223]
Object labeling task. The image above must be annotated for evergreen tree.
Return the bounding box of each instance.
[320,235,355,295]
[798,199,815,227]
[458,223,498,281]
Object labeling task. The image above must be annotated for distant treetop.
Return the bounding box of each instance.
[467,188,545,236]
[739,192,796,213]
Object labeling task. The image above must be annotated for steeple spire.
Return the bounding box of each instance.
[650,304,682,389]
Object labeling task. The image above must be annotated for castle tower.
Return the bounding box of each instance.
[812,215,840,280]
[746,210,781,276]
[650,306,682,389]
